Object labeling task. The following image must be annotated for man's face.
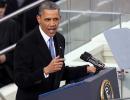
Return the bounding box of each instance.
[37,9,60,37]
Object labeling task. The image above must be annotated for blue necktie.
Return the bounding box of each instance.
[49,38,56,59]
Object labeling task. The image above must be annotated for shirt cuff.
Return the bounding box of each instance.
[44,73,49,78]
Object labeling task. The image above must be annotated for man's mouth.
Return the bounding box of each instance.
[48,28,56,33]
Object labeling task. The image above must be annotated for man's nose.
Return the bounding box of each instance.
[50,20,56,26]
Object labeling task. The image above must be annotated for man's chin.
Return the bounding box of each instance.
[49,32,56,37]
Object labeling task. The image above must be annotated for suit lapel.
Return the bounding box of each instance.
[53,35,59,57]
[34,27,62,61]
[34,27,52,61]
[53,34,64,57]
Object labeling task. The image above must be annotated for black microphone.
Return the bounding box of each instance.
[80,52,105,72]
[59,46,63,58]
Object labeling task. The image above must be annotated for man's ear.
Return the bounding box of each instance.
[36,15,41,24]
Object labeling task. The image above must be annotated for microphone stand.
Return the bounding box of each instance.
[117,68,129,99]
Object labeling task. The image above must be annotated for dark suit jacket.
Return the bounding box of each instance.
[14,26,88,100]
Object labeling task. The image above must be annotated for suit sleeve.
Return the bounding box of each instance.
[62,65,89,81]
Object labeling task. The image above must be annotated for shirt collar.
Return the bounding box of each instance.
[39,25,50,44]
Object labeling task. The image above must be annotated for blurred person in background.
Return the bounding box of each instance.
[5,0,38,35]
[0,0,21,88]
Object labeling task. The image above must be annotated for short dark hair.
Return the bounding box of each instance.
[0,0,7,8]
[38,0,60,15]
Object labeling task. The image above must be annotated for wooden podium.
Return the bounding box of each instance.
[39,68,120,100]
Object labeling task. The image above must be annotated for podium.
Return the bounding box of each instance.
[39,68,120,100]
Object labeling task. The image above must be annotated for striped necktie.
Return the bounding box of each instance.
[49,37,56,59]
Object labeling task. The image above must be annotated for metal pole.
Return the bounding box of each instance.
[0,0,45,23]
[0,44,16,55]
[0,0,66,24]
[117,69,125,98]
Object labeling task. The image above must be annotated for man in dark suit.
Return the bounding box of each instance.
[0,0,21,88]
[14,1,96,100]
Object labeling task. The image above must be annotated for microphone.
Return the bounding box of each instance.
[59,46,63,58]
[80,52,105,72]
